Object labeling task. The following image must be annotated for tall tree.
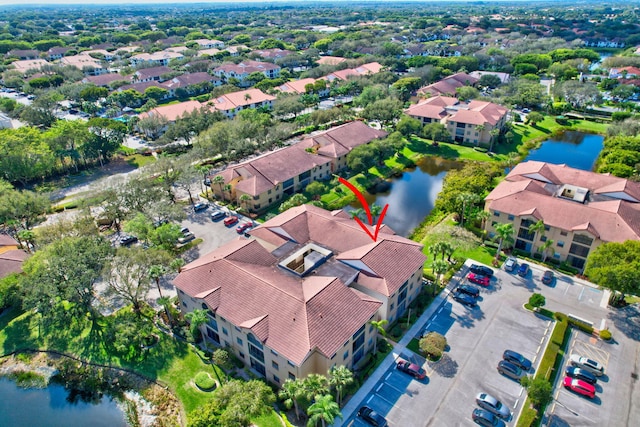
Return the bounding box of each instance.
[494,223,515,260]
[329,365,354,407]
[185,308,209,344]
[280,378,306,421]
[432,259,449,287]
[369,319,388,354]
[528,220,546,255]
[307,394,342,427]
[584,241,640,296]
[303,374,330,401]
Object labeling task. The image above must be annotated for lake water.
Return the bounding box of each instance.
[0,378,128,427]
[523,131,604,171]
[350,157,463,237]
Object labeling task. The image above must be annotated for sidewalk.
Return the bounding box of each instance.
[338,287,451,426]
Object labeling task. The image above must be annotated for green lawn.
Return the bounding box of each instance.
[406,338,421,355]
[253,410,286,427]
[125,153,157,168]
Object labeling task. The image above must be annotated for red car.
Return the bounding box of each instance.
[396,360,426,379]
[563,377,595,398]
[467,272,490,287]
[236,222,253,234]
[223,216,239,226]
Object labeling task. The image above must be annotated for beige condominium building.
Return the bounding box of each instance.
[209,121,387,213]
[484,161,640,270]
[172,205,426,385]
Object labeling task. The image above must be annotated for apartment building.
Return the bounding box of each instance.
[173,204,426,384]
[206,88,276,119]
[212,60,281,86]
[208,121,387,212]
[484,161,640,270]
[404,95,508,146]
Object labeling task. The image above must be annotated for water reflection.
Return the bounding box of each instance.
[351,157,463,236]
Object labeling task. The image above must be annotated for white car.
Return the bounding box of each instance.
[504,256,517,272]
[475,392,511,420]
[570,354,604,376]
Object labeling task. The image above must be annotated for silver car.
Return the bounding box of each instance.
[570,354,604,376]
[476,392,511,420]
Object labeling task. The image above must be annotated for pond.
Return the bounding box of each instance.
[0,378,128,427]
[350,156,463,237]
[523,131,604,171]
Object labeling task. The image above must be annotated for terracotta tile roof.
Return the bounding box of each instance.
[118,81,164,93]
[485,161,640,242]
[174,236,382,364]
[316,56,347,65]
[277,78,317,94]
[209,88,276,112]
[138,100,205,122]
[10,59,50,73]
[83,73,130,86]
[60,54,103,70]
[253,48,295,59]
[213,60,280,75]
[162,72,220,89]
[406,96,507,127]
[417,72,478,96]
[134,66,173,81]
[297,121,387,159]
[0,249,28,278]
[0,234,19,246]
[131,51,183,62]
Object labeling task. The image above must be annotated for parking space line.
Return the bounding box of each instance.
[376,383,384,393]
[513,398,519,409]
[385,372,393,381]
[578,287,585,301]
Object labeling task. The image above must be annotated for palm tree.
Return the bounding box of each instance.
[539,239,555,262]
[475,210,491,230]
[239,193,251,212]
[494,223,515,260]
[212,175,225,199]
[432,259,449,287]
[149,264,167,298]
[170,258,185,273]
[457,192,480,227]
[369,319,388,354]
[223,184,232,202]
[370,203,383,223]
[304,374,330,401]
[349,207,366,221]
[16,229,35,253]
[528,220,546,255]
[488,128,500,153]
[280,378,306,421]
[157,296,174,327]
[329,365,354,407]
[185,308,208,345]
[307,394,342,427]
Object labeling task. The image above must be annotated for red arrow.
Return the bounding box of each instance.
[338,177,389,242]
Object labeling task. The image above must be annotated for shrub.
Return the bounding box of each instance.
[421,343,443,360]
[599,329,612,340]
[528,293,546,309]
[420,331,447,360]
[521,376,553,408]
[473,146,488,153]
[194,372,216,391]
[517,405,538,427]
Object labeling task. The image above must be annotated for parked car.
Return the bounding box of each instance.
[467,272,490,287]
[119,235,138,246]
[475,392,511,420]
[357,406,388,427]
[451,290,478,307]
[497,360,525,381]
[470,264,494,277]
[396,360,426,379]
[153,219,168,228]
[210,210,225,221]
[517,263,530,277]
[193,202,208,212]
[177,232,195,244]
[503,350,532,371]
[541,270,554,285]
[563,377,596,398]
[472,408,505,427]
[224,216,239,226]
[565,366,597,385]
[504,257,517,272]
[236,222,253,234]
[180,227,190,235]
[570,354,604,376]
[457,284,480,298]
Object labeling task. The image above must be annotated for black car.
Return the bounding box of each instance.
[119,235,138,246]
[472,408,504,427]
[497,360,525,381]
[457,284,480,298]
[451,290,477,307]
[470,264,494,277]
[357,406,387,427]
[503,349,532,371]
[565,366,597,385]
[541,270,554,285]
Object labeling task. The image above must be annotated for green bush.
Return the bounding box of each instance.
[420,331,447,360]
[473,146,488,153]
[194,372,216,391]
[517,405,538,427]
[567,318,594,334]
[599,329,612,340]
[529,293,546,309]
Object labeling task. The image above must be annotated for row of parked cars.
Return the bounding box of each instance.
[194,202,255,234]
[472,350,532,426]
[450,264,495,308]
[504,256,554,285]
[563,354,605,399]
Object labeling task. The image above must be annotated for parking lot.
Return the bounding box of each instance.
[345,263,553,426]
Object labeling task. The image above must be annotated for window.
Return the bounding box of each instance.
[390,303,395,310]
[222,327,228,335]
[287,360,295,367]
[573,234,593,246]
[247,333,263,349]
[272,361,279,370]
[493,211,500,217]
[569,243,590,258]
[540,236,547,242]
[254,204,260,209]
[239,352,245,359]
[271,349,278,356]
[343,350,349,360]
[557,241,564,248]
[353,325,365,340]
[253,195,259,200]
[234,326,241,332]
[560,231,568,236]
[288,372,296,380]
[182,301,187,307]
[508,214,515,220]
[236,337,243,346]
